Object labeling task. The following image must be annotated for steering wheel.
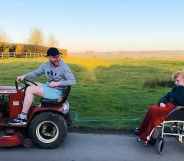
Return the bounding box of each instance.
[15,79,38,91]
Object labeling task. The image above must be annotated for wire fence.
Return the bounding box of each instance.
[0,52,46,58]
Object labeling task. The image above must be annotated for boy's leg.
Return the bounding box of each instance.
[9,85,43,125]
[138,103,175,142]
[22,85,43,114]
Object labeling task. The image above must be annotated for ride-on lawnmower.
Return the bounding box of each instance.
[0,79,71,148]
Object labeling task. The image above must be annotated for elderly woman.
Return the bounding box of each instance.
[137,71,184,144]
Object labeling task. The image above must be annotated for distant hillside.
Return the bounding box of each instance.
[70,50,184,61]
[72,50,184,55]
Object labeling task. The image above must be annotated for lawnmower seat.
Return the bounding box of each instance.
[41,86,71,106]
[166,106,184,121]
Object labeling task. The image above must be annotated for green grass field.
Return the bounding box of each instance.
[1,54,184,130]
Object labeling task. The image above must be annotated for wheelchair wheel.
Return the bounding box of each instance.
[149,126,162,146]
[149,137,157,146]
[156,138,165,154]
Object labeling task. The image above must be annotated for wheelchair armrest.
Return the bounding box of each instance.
[175,106,184,110]
[166,106,184,121]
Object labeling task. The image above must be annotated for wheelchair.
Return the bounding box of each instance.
[147,106,184,154]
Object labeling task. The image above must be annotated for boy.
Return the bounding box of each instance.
[9,47,76,125]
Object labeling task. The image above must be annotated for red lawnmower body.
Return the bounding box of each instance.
[0,84,70,148]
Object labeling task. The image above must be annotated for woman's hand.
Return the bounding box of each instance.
[160,102,166,108]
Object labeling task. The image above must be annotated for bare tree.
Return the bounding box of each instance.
[47,34,58,47]
[28,28,44,45]
[0,31,9,42]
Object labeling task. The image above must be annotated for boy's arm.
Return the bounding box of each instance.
[158,87,176,104]
[59,64,76,86]
[23,64,45,80]
[159,92,173,104]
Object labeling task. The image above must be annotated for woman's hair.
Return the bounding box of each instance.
[172,71,184,80]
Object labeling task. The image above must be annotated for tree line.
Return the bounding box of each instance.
[0,28,67,57]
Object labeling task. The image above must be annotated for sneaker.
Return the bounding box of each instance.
[136,137,148,146]
[8,116,27,126]
[134,128,140,135]
[136,137,142,142]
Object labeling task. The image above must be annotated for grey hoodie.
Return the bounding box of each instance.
[24,60,76,90]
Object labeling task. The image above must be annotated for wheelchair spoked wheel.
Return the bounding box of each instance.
[156,138,165,154]
[148,137,157,146]
[149,126,161,146]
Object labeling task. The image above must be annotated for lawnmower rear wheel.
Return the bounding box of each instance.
[28,112,67,149]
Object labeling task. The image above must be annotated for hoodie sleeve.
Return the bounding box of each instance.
[158,87,176,104]
[24,64,45,80]
[59,64,76,86]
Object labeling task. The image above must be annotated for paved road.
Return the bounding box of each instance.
[0,133,183,161]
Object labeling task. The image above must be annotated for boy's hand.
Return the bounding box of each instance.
[160,103,166,108]
[48,81,61,87]
[16,75,25,82]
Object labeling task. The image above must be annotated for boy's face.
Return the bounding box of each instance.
[175,75,184,86]
[49,55,61,67]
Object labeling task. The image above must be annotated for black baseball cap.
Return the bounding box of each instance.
[47,47,61,56]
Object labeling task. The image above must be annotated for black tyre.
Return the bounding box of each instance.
[156,138,165,154]
[149,137,157,146]
[150,127,161,146]
[28,112,67,149]
[65,112,72,127]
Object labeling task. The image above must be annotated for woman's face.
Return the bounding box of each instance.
[175,75,184,86]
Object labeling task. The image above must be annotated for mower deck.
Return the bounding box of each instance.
[0,117,25,147]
